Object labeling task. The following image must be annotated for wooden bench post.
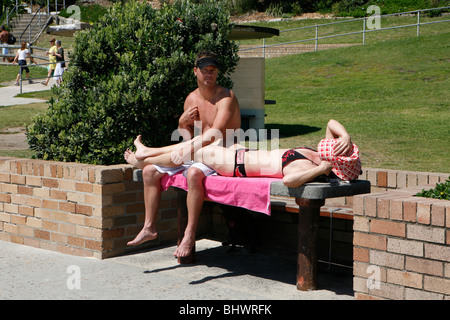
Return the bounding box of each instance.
[295,198,324,291]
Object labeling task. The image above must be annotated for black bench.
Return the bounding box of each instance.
[133,169,370,291]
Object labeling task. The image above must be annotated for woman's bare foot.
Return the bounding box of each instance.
[173,234,195,258]
[124,149,144,169]
[127,227,158,246]
[134,135,160,160]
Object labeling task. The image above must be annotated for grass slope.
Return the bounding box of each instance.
[264,32,449,173]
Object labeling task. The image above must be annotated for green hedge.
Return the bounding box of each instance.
[416,177,450,200]
[26,0,239,165]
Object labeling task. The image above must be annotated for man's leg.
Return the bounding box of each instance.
[127,165,165,246]
[173,167,205,257]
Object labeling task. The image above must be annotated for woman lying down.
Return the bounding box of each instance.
[124,119,362,187]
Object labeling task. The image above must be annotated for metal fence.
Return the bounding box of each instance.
[240,6,450,57]
[18,60,68,94]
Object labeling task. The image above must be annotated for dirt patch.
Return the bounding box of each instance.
[231,11,335,23]
[0,127,29,150]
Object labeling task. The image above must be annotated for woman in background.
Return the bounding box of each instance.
[12,41,35,85]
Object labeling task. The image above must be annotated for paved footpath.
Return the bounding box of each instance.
[0,239,353,301]
[0,78,55,107]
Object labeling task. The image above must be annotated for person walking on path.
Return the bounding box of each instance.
[53,40,65,86]
[41,38,57,86]
[12,41,35,85]
[0,26,10,63]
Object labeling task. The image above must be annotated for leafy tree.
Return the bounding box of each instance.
[27,0,239,165]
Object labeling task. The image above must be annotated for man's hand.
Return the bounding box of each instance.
[179,106,199,127]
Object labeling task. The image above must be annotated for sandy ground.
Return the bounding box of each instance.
[0,127,29,151]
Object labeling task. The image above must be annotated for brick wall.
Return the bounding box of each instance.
[0,157,182,259]
[353,169,449,300]
[1,156,449,299]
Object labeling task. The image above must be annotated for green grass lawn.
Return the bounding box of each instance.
[264,31,449,173]
[0,65,49,85]
[239,14,450,46]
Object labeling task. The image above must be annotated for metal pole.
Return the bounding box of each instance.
[263,38,265,58]
[315,25,318,51]
[363,17,366,44]
[417,10,420,36]
[19,65,23,94]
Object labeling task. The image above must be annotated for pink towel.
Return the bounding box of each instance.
[161,173,280,215]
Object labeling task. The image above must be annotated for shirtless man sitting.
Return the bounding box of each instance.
[128,51,241,258]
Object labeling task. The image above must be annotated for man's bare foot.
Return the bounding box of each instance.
[127,228,158,246]
[124,149,144,169]
[173,234,195,258]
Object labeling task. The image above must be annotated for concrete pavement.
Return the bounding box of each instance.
[0,78,55,107]
[0,239,354,300]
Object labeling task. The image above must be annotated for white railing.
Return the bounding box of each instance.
[240,6,450,57]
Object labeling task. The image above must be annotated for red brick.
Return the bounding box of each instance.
[18,206,34,217]
[18,185,33,196]
[11,174,25,185]
[50,190,67,200]
[59,202,76,213]
[102,228,125,239]
[404,200,417,222]
[75,182,93,193]
[11,215,26,225]
[68,235,84,247]
[417,202,431,225]
[354,231,387,250]
[354,247,370,263]
[75,204,93,216]
[378,171,388,188]
[371,219,406,238]
[42,199,59,210]
[42,178,59,189]
[0,193,11,203]
[85,239,102,251]
[35,229,50,240]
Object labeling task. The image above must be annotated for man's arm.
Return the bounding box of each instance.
[171,92,240,165]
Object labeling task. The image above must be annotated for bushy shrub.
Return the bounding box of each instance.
[26,0,239,165]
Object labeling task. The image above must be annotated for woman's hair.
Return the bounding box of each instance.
[21,41,27,50]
